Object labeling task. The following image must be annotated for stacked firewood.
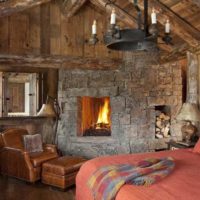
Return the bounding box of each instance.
[155,112,170,139]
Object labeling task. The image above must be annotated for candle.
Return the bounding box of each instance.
[110,8,116,25]
[151,8,157,24]
[92,20,97,34]
[165,19,170,33]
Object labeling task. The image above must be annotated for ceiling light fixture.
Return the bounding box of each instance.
[89,0,172,52]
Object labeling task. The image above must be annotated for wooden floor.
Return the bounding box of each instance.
[0,175,75,200]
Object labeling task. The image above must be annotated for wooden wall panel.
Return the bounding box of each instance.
[28,7,41,54]
[83,5,95,58]
[40,3,50,54]
[0,18,9,54]
[0,1,122,60]
[9,13,30,54]
[50,1,61,55]
[0,72,2,117]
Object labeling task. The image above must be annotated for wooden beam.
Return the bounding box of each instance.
[190,0,200,7]
[0,54,121,70]
[90,0,136,27]
[130,0,200,47]
[160,43,189,63]
[0,0,51,18]
[59,0,88,18]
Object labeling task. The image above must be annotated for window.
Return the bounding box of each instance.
[0,72,39,117]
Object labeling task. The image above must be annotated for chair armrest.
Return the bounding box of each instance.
[2,147,28,154]
[43,144,57,153]
[1,147,33,170]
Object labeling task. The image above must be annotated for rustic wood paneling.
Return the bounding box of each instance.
[50,1,61,55]
[0,72,3,117]
[0,2,123,61]
[0,0,51,18]
[0,17,9,53]
[9,13,30,54]
[28,6,41,54]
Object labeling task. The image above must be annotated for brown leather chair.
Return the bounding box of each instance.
[0,128,58,182]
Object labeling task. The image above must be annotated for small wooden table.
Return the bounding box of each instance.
[42,156,87,190]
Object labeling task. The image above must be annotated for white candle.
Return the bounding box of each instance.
[92,20,97,34]
[165,19,170,33]
[110,8,116,25]
[151,8,157,24]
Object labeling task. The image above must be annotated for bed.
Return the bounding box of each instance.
[76,148,200,200]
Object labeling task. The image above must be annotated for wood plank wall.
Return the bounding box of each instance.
[0,1,121,59]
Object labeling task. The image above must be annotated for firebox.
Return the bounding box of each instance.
[77,97,111,136]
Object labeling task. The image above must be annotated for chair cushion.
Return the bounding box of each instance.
[30,151,58,167]
[23,134,43,153]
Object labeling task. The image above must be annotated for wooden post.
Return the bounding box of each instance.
[47,69,58,101]
[29,73,38,116]
[187,51,199,104]
[0,72,3,117]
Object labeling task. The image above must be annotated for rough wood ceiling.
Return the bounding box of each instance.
[0,0,199,66]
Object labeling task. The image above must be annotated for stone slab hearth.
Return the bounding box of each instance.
[57,53,183,158]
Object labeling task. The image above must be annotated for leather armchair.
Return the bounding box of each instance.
[0,128,58,182]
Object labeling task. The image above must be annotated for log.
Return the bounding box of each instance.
[156,120,163,129]
[0,54,121,70]
[58,0,88,18]
[156,133,164,139]
[163,126,170,138]
[0,0,51,18]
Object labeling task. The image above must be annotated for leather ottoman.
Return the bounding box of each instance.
[42,156,86,189]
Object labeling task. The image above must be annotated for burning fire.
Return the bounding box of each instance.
[97,98,110,125]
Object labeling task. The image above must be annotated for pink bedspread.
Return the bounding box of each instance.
[76,149,200,200]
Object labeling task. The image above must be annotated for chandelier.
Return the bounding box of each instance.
[89,0,172,52]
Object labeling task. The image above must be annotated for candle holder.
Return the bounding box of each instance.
[105,24,121,39]
[162,33,172,45]
[89,34,99,45]
[149,24,158,37]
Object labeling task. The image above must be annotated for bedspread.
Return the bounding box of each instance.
[76,149,200,200]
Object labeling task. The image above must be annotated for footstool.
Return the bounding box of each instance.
[42,156,86,189]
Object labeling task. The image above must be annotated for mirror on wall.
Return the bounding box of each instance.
[0,72,40,117]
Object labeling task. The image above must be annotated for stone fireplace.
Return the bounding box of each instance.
[57,53,183,158]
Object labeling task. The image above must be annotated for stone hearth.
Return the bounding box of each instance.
[57,53,183,158]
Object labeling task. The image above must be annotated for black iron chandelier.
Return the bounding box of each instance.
[89,0,172,52]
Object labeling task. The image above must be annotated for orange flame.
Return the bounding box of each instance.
[97,98,110,124]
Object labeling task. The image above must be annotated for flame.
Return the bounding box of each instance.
[97,98,110,124]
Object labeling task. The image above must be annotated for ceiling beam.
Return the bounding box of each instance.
[59,0,88,18]
[131,0,200,47]
[190,0,200,8]
[0,0,51,18]
[90,0,136,27]
[0,54,121,70]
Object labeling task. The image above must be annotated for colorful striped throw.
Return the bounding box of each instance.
[88,157,175,200]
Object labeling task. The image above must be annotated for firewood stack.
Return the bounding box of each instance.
[155,112,170,139]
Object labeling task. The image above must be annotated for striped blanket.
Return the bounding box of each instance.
[88,157,175,200]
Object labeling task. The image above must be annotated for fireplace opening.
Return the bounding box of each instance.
[77,97,111,136]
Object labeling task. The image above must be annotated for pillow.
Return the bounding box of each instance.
[23,134,43,153]
[193,139,200,153]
